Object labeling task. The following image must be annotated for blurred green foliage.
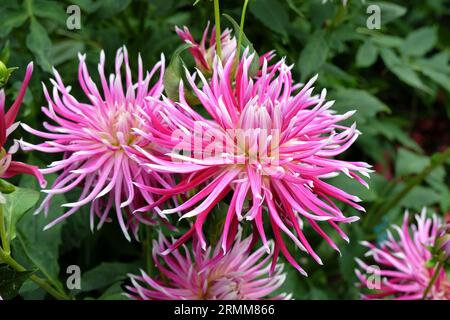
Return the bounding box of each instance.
[0,0,449,300]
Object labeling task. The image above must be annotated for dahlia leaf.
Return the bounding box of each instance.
[12,176,68,294]
[0,264,34,300]
[26,18,52,72]
[222,13,260,76]
[0,10,29,38]
[0,41,11,64]
[49,40,85,67]
[33,0,66,24]
[370,34,403,48]
[164,43,199,104]
[373,1,406,25]
[400,26,437,57]
[417,64,450,94]
[3,186,39,242]
[79,261,142,293]
[298,30,329,80]
[380,48,431,92]
[0,178,15,194]
[97,282,129,300]
[249,0,289,37]
[399,186,441,210]
[332,88,390,124]
[394,148,429,177]
[95,0,132,19]
[356,40,378,68]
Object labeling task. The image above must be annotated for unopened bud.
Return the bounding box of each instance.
[437,224,450,262]
[0,61,8,86]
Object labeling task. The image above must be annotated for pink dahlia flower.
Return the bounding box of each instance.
[21,48,173,240]
[437,224,450,260]
[175,23,275,74]
[0,62,45,188]
[126,231,290,300]
[175,22,237,73]
[356,210,450,300]
[133,52,371,274]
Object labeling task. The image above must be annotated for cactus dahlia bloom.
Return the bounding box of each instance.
[21,48,173,240]
[0,62,45,189]
[436,223,450,260]
[355,210,450,300]
[126,231,290,300]
[133,52,371,274]
[175,22,237,73]
[175,23,275,73]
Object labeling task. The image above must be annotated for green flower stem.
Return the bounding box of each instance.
[236,0,249,62]
[422,261,443,300]
[0,205,71,300]
[329,0,349,29]
[213,0,222,58]
[365,147,450,229]
[0,205,10,254]
[25,0,33,17]
[144,226,153,275]
[0,247,71,300]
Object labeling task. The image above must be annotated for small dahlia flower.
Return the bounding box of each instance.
[437,223,450,261]
[21,48,172,240]
[126,231,290,300]
[175,24,275,74]
[176,22,237,73]
[356,210,450,300]
[0,62,45,188]
[133,52,371,274]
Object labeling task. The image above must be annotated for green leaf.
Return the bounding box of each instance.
[222,13,260,77]
[12,175,68,294]
[0,10,29,37]
[97,282,129,300]
[249,0,289,36]
[327,174,377,202]
[69,0,102,13]
[18,279,46,300]
[298,30,329,81]
[395,148,429,177]
[80,261,141,293]
[163,43,199,104]
[0,41,11,63]
[95,0,132,19]
[380,48,430,92]
[0,178,15,194]
[26,18,52,72]
[400,27,437,57]
[356,40,378,68]
[3,187,40,242]
[369,1,406,24]
[0,61,17,87]
[426,52,450,73]
[0,264,34,300]
[49,40,85,66]
[416,63,450,94]
[367,120,421,152]
[424,166,449,211]
[399,186,441,210]
[33,0,66,24]
[339,225,365,284]
[332,88,390,124]
[371,34,403,48]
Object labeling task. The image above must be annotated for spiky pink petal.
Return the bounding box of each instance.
[356,209,450,300]
[126,231,290,300]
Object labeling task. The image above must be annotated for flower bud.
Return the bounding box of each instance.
[437,224,450,262]
[0,61,16,87]
[0,60,8,86]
